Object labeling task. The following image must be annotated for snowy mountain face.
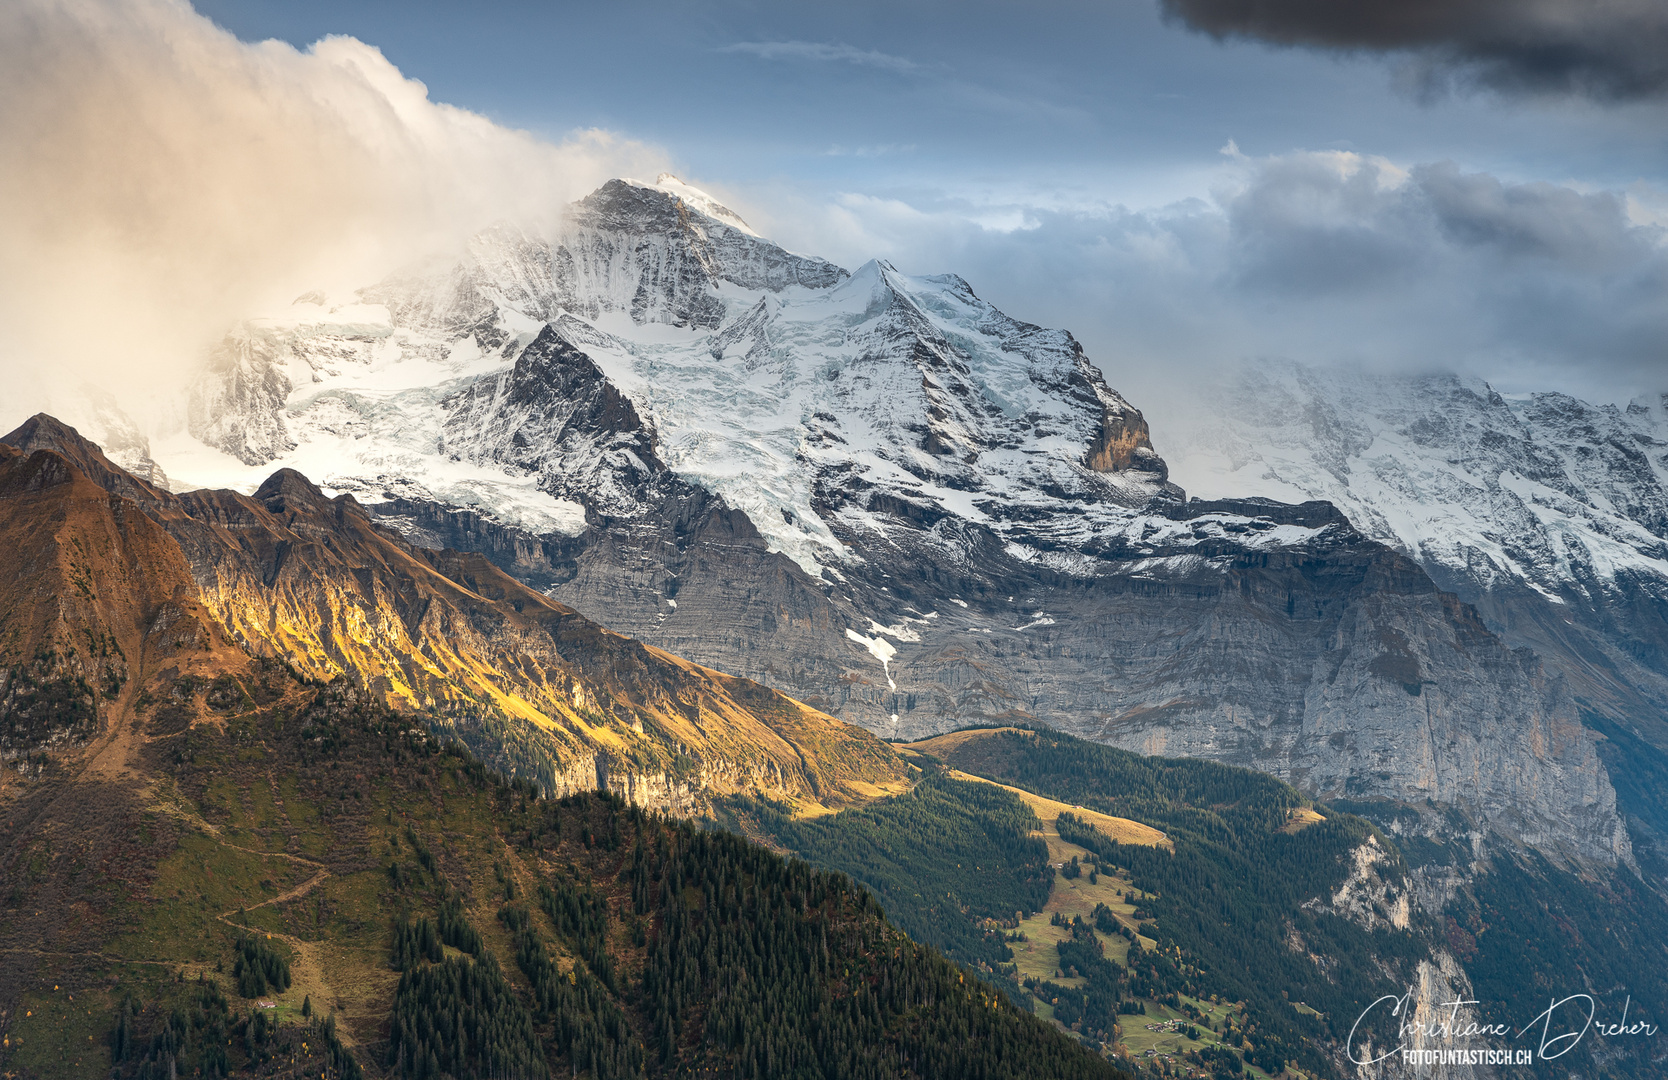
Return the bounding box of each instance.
[1172,363,1668,615]
[165,176,1630,864]
[177,176,1176,577]
[1167,362,1668,708]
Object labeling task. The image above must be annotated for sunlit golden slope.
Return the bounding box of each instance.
[0,416,905,809]
[901,730,1170,849]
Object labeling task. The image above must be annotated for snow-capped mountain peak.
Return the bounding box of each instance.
[173,178,1181,577]
[634,172,762,237]
[127,182,1632,866]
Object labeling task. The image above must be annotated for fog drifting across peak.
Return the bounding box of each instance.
[738,146,1668,440]
[0,0,667,434]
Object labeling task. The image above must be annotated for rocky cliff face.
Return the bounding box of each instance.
[0,416,905,813]
[1166,361,1668,877]
[166,177,1628,865]
[438,323,667,517]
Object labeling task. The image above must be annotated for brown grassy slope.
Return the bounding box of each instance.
[0,440,251,772]
[157,468,905,805]
[904,730,1169,848]
[0,415,904,810]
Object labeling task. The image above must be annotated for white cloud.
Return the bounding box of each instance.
[0,0,668,433]
[720,40,919,74]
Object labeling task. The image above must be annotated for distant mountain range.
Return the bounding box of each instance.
[1167,361,1668,881]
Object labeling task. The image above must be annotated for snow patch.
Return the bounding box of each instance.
[845,628,898,690]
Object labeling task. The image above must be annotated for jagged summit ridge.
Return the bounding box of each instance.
[174,177,1179,576]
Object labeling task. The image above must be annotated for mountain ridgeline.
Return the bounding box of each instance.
[156,174,1629,875]
[0,414,904,816]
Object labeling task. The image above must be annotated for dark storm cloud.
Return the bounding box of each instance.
[1161,0,1668,99]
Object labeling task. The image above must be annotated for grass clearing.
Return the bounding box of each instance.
[1009,846,1156,989]
[1282,806,1326,833]
[7,987,116,1080]
[940,767,1171,850]
[1118,996,1236,1063]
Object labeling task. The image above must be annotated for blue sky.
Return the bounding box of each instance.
[192,0,1665,202]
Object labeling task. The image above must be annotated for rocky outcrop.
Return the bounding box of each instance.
[1085,394,1166,479]
[370,496,580,590]
[1298,836,1486,1080]
[439,324,665,517]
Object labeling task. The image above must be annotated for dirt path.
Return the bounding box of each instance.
[205,839,376,1046]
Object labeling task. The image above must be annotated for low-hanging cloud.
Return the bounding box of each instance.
[0,0,667,433]
[1160,0,1668,99]
[749,149,1668,416]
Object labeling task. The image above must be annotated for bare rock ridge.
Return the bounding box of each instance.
[439,324,666,519]
[172,175,1627,864]
[0,416,905,813]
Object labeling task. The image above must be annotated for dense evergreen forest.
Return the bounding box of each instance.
[14,664,1668,1080]
[734,773,1054,971]
[1454,849,1668,1078]
[744,730,1439,1078]
[381,788,1126,1080]
[905,726,1668,1080]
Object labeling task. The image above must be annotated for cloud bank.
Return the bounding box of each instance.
[1161,0,1668,99]
[0,0,665,432]
[749,148,1668,417]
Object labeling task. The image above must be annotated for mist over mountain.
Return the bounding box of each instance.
[4,2,1668,1076]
